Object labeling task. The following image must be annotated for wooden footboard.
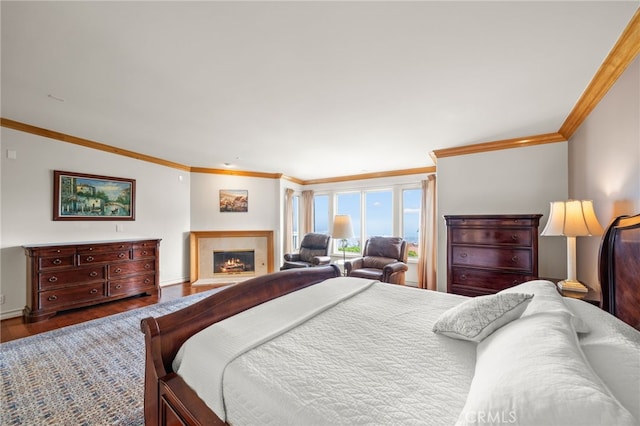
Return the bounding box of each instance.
[140,265,341,426]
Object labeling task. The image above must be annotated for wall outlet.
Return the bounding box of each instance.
[0,294,5,305]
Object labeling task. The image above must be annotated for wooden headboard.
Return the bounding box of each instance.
[599,213,640,331]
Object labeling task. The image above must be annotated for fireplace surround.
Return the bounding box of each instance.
[189,230,274,285]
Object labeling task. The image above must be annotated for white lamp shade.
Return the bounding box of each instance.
[332,215,354,239]
[541,200,604,237]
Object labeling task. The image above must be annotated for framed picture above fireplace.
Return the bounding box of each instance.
[219,189,248,212]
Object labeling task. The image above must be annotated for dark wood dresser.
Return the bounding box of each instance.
[445,215,542,297]
[23,238,160,322]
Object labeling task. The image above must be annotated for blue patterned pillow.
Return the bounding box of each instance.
[433,293,533,342]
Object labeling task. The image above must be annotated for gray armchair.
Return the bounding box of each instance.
[345,236,409,284]
[281,233,332,270]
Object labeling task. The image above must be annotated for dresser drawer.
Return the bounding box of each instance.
[133,245,156,259]
[78,242,132,253]
[32,246,77,257]
[450,267,533,291]
[39,283,106,309]
[39,254,76,269]
[78,250,132,264]
[109,274,155,296]
[39,266,106,290]
[450,228,532,246]
[451,246,532,270]
[108,260,154,278]
[446,217,538,227]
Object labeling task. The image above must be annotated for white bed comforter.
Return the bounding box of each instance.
[175,277,476,425]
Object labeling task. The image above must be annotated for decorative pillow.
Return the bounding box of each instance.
[432,293,533,342]
[456,312,636,426]
[499,280,590,333]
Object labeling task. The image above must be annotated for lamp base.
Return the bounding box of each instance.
[557,279,588,293]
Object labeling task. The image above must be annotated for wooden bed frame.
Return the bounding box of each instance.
[141,214,640,426]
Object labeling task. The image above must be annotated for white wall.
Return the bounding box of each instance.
[569,55,640,295]
[436,143,569,292]
[0,128,191,318]
[190,172,281,270]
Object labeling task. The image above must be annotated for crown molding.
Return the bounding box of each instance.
[560,7,640,139]
[0,117,192,172]
[190,166,283,179]
[431,133,566,159]
[300,167,436,185]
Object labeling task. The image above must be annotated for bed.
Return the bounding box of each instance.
[141,213,640,426]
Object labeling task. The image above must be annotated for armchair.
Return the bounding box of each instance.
[345,236,409,284]
[281,233,332,270]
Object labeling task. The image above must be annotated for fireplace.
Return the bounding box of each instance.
[213,250,255,277]
[189,230,274,285]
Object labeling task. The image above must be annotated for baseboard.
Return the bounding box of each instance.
[160,277,190,287]
[0,308,23,321]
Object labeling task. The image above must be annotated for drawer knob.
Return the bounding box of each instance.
[86,256,94,262]
[47,295,58,301]
[511,234,518,241]
[118,252,126,258]
[52,259,62,265]
[142,250,148,255]
[511,256,519,263]
[460,253,468,258]
[114,267,122,273]
[116,284,122,289]
[513,279,520,285]
[90,288,98,294]
[460,274,467,281]
[48,276,58,282]
[144,263,151,269]
[89,271,98,277]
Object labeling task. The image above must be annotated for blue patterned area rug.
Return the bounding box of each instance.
[0,288,225,425]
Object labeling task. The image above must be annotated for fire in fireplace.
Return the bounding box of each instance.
[213,250,255,276]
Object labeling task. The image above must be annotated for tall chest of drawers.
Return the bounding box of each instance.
[23,238,160,322]
[445,215,542,297]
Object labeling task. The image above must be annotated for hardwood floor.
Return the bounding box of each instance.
[0,282,216,343]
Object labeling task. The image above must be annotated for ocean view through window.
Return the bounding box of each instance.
[310,185,421,258]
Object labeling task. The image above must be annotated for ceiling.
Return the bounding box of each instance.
[2,1,638,181]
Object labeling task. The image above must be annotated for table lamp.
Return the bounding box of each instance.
[332,215,354,276]
[541,200,604,292]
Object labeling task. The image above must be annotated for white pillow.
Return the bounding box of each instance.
[456,312,636,426]
[564,298,640,421]
[432,293,533,342]
[499,280,590,333]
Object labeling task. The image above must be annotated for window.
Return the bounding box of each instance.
[402,188,421,258]
[313,194,329,234]
[365,190,393,241]
[311,184,421,260]
[336,192,361,253]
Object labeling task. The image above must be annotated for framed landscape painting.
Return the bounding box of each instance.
[53,170,136,220]
[219,189,248,212]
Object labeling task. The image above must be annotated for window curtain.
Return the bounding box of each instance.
[284,188,294,254]
[302,190,314,235]
[417,174,437,290]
